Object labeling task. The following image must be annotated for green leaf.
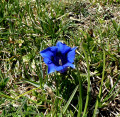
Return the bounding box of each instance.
[24,80,41,88]
[102,75,120,103]
[112,20,118,31]
[0,92,15,100]
[62,85,79,114]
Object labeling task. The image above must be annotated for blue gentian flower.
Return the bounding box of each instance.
[40,41,77,74]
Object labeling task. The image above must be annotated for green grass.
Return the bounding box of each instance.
[0,0,120,116]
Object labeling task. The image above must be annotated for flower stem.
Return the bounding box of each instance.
[93,50,105,117]
[77,69,82,117]
[55,72,59,115]
[82,45,91,117]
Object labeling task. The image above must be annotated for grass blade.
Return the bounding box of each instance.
[82,44,91,117]
[62,85,79,114]
[93,50,106,117]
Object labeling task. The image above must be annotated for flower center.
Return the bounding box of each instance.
[51,51,68,66]
[59,59,62,66]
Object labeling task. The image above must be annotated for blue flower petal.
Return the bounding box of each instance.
[56,66,63,71]
[50,46,58,53]
[43,58,52,64]
[67,47,77,63]
[48,63,56,74]
[40,47,54,59]
[63,62,75,69]
[56,41,71,54]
